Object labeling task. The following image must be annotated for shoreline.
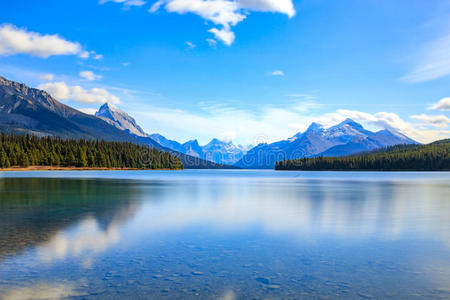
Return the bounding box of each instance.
[0,166,183,171]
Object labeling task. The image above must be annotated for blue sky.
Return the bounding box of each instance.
[1,0,450,145]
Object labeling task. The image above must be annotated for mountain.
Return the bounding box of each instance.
[150,133,184,153]
[181,140,204,158]
[202,139,249,165]
[276,139,450,171]
[150,134,250,165]
[95,102,148,137]
[235,118,418,169]
[91,102,236,169]
[0,75,158,145]
[0,75,233,169]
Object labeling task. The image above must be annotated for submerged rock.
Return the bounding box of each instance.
[191,271,204,276]
[255,277,270,285]
[266,284,281,290]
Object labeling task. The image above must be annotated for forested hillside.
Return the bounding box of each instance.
[0,133,183,170]
[276,139,450,171]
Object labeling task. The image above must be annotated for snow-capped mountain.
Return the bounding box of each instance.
[95,103,148,137]
[92,102,243,166]
[202,138,250,165]
[235,119,418,169]
[150,135,251,165]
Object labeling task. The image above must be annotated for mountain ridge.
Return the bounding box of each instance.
[0,75,234,169]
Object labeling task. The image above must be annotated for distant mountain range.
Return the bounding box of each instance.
[95,102,249,165]
[0,76,232,169]
[150,135,251,165]
[236,119,418,169]
[0,75,419,170]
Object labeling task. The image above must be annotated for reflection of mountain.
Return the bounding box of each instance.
[0,178,140,261]
[128,174,450,245]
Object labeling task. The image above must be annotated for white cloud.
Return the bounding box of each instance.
[208,27,235,45]
[122,62,130,67]
[317,110,419,137]
[38,81,120,104]
[78,51,90,59]
[93,54,104,60]
[133,98,449,145]
[269,70,284,76]
[185,41,196,49]
[79,50,104,60]
[163,0,244,26]
[99,0,147,7]
[0,24,82,58]
[79,70,102,81]
[411,114,450,128]
[40,73,54,81]
[148,0,295,45]
[149,0,165,12]
[429,97,450,111]
[238,0,295,17]
[402,34,450,83]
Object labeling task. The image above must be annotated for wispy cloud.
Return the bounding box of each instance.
[269,70,285,76]
[132,100,447,145]
[402,34,450,83]
[99,0,146,8]
[411,114,450,128]
[185,41,196,49]
[206,38,217,47]
[39,73,54,81]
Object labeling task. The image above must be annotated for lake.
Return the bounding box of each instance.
[0,170,449,299]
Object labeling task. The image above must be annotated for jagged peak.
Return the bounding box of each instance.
[306,122,324,132]
[184,139,200,146]
[327,118,365,132]
[206,138,233,146]
[337,118,361,127]
[96,102,120,114]
[94,102,148,137]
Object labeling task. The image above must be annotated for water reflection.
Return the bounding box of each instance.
[0,172,449,299]
[130,178,450,245]
[0,178,140,262]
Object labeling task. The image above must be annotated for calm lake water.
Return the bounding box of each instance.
[0,170,449,299]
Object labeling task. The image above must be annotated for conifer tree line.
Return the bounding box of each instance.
[0,133,184,170]
[276,139,450,171]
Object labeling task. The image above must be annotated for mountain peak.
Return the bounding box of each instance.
[328,118,366,132]
[97,102,119,114]
[185,139,200,146]
[95,102,148,137]
[206,138,232,146]
[209,138,222,144]
[338,118,362,127]
[306,122,324,132]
